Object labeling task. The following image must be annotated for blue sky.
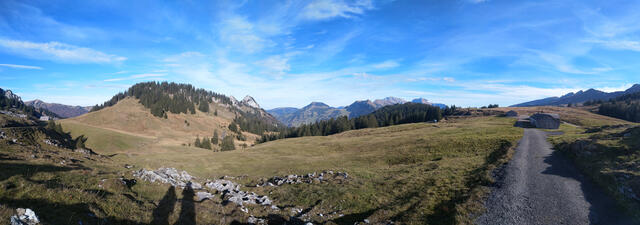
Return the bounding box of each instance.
[1,0,640,109]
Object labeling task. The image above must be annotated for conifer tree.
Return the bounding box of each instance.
[194,136,201,148]
[221,136,235,151]
[212,130,219,145]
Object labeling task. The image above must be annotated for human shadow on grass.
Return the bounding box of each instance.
[176,183,196,225]
[152,186,177,225]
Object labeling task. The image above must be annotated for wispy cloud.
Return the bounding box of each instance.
[104,73,166,82]
[371,60,400,69]
[0,63,42,70]
[588,39,640,52]
[255,55,291,78]
[301,0,374,20]
[218,16,276,54]
[0,39,126,64]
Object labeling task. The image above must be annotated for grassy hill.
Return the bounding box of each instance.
[16,114,522,224]
[6,102,638,224]
[61,97,259,151]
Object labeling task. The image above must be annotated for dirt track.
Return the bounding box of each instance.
[475,129,634,225]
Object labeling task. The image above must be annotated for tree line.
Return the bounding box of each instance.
[193,129,236,151]
[91,81,232,118]
[596,92,640,122]
[232,111,282,135]
[259,103,446,143]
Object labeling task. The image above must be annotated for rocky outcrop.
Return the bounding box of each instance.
[25,99,89,118]
[242,96,261,109]
[4,90,21,101]
[257,171,349,187]
[10,208,39,225]
[205,180,272,206]
[133,168,273,208]
[196,191,215,201]
[133,168,201,189]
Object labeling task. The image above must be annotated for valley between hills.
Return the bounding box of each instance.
[1,83,640,225]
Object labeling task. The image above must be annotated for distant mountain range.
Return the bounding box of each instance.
[25,99,91,118]
[511,84,640,107]
[268,97,446,127]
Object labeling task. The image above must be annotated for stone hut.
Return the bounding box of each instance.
[505,110,518,117]
[530,113,560,129]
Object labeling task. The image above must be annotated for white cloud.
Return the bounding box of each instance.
[589,40,640,52]
[301,0,374,21]
[0,64,42,70]
[443,77,455,82]
[528,50,612,74]
[0,39,126,64]
[406,76,455,83]
[371,60,399,69]
[104,73,166,82]
[255,55,291,78]
[218,16,275,53]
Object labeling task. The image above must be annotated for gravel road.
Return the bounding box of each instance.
[475,129,634,225]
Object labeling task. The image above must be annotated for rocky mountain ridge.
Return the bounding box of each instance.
[25,99,90,118]
[512,84,640,107]
[267,97,446,127]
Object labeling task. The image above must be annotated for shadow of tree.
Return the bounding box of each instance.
[0,197,145,225]
[0,161,87,182]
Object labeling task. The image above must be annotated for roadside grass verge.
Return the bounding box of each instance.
[544,111,640,221]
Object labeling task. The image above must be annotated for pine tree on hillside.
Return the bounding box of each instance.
[198,99,209,112]
[201,138,212,150]
[194,136,201,148]
[212,130,219,145]
[221,136,235,151]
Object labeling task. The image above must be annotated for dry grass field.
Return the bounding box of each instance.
[5,103,637,224]
[62,97,259,151]
[3,113,523,224]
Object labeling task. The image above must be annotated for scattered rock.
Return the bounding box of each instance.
[133,168,194,188]
[189,181,203,190]
[257,170,349,187]
[196,191,215,201]
[206,179,240,193]
[248,215,265,224]
[43,139,59,147]
[124,164,133,169]
[206,179,272,206]
[10,208,40,225]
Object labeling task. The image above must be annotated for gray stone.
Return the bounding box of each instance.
[132,168,195,188]
[195,191,214,201]
[11,208,39,225]
[206,180,272,207]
